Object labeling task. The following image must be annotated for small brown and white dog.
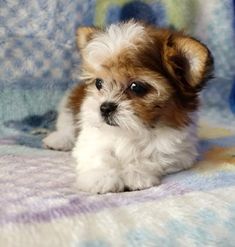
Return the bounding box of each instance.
[43,21,213,194]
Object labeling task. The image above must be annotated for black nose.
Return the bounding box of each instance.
[100,102,117,117]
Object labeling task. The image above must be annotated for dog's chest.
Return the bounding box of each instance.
[98,127,163,165]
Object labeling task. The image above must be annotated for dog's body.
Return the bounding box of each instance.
[43,21,213,193]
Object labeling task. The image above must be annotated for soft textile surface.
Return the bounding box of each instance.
[1,126,235,246]
[1,0,235,247]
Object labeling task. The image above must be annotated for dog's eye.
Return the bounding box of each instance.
[129,82,148,96]
[95,78,103,90]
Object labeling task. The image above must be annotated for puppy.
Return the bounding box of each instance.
[43,21,213,194]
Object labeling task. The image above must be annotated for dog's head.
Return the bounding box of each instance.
[76,21,213,131]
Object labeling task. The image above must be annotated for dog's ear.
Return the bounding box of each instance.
[164,34,213,89]
[76,27,101,49]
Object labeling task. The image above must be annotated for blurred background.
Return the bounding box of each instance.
[0,0,235,145]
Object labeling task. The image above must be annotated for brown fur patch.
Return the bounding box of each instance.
[76,27,101,50]
[76,22,214,129]
[127,25,213,128]
[67,82,88,116]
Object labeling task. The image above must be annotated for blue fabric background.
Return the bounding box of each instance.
[0,0,235,138]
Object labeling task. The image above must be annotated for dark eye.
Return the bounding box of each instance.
[129,82,148,96]
[95,78,103,90]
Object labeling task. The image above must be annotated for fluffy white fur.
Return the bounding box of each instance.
[43,94,75,151]
[80,21,146,80]
[44,88,198,194]
[72,94,198,194]
[43,22,200,194]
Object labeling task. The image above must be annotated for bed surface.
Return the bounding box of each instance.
[1,122,235,246]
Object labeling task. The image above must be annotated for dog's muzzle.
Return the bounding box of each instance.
[100,102,117,117]
[100,102,118,126]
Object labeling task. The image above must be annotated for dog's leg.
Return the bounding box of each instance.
[74,154,124,193]
[43,96,75,151]
[72,127,125,194]
[121,163,161,191]
[75,165,124,194]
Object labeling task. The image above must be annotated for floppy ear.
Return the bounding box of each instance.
[76,26,101,49]
[164,34,214,89]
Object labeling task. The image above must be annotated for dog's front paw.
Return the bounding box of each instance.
[76,169,124,194]
[122,171,160,191]
[43,131,74,151]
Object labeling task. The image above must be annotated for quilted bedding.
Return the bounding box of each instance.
[1,0,235,246]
